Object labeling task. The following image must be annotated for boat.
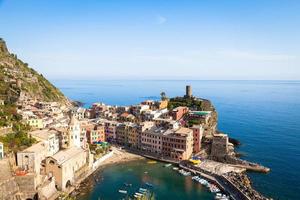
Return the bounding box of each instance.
[147,160,157,164]
[215,193,229,200]
[139,188,147,191]
[118,190,127,194]
[139,188,147,193]
[173,167,179,171]
[164,163,172,167]
[135,192,143,196]
[179,169,191,176]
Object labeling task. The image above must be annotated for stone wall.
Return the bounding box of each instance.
[0,177,19,200]
[15,174,37,199]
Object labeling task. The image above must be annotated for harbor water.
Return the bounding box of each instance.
[53,80,300,200]
[78,160,214,200]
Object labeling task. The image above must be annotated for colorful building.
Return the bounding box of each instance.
[171,106,189,120]
[162,127,194,160]
[27,118,44,129]
[190,125,204,153]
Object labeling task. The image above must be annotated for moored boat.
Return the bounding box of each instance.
[118,190,127,194]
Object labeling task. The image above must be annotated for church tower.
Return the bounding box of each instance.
[68,116,81,148]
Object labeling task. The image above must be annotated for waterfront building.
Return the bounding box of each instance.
[116,122,138,146]
[86,124,105,144]
[0,99,4,105]
[190,125,204,153]
[211,133,229,158]
[29,129,60,156]
[162,127,194,160]
[45,147,88,191]
[171,106,189,120]
[103,120,118,142]
[141,126,166,155]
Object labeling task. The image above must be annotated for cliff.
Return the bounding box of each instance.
[0,38,69,105]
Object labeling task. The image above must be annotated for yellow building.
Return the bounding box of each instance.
[158,100,168,109]
[27,118,44,129]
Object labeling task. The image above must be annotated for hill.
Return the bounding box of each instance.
[0,38,69,104]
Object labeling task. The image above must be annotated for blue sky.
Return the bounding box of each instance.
[0,0,299,80]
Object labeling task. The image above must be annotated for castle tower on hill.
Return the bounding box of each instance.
[185,85,192,98]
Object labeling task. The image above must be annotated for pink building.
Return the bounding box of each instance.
[171,106,189,120]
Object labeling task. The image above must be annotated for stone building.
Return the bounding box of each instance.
[210,133,229,158]
[45,147,88,191]
[17,142,49,174]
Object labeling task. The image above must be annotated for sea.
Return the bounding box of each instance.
[52,80,300,200]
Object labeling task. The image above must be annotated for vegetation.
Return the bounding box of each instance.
[89,143,111,159]
[187,119,201,127]
[168,96,203,110]
[0,104,36,152]
[0,38,68,104]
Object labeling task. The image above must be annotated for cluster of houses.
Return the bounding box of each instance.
[0,86,231,199]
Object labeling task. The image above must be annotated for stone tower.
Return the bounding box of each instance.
[185,85,192,98]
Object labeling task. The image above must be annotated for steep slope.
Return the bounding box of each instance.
[0,38,68,104]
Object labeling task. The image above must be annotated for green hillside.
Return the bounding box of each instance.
[0,38,68,104]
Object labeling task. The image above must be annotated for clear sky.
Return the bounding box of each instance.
[0,0,299,80]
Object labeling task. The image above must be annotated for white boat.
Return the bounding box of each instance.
[118,190,127,194]
[173,167,179,170]
[164,163,172,167]
[135,192,143,196]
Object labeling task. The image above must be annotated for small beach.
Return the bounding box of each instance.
[97,147,145,168]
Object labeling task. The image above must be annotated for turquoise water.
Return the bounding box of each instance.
[53,80,300,200]
[78,160,214,200]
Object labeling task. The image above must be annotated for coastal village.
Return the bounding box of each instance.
[0,83,270,200]
[0,38,271,200]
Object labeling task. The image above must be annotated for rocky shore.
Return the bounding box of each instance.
[224,172,270,200]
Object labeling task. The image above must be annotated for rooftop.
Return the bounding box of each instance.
[50,147,85,165]
[29,129,58,141]
[174,127,193,136]
[22,141,47,153]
